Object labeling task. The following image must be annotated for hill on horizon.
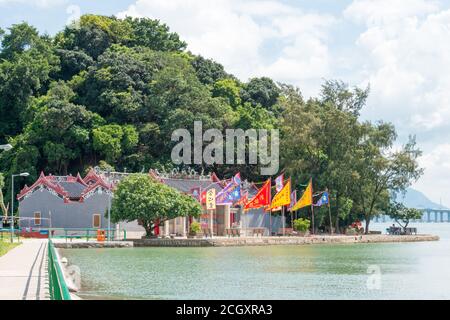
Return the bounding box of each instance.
[396,188,447,209]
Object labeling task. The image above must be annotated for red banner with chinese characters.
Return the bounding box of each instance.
[244,179,271,210]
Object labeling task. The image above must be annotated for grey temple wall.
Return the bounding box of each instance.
[18,188,111,229]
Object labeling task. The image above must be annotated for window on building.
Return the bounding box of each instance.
[34,212,41,226]
[92,214,101,228]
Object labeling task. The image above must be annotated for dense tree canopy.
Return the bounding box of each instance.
[0,15,423,233]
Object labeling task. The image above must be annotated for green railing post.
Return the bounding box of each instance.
[47,240,71,300]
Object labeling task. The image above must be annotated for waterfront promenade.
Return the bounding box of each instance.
[0,239,49,300]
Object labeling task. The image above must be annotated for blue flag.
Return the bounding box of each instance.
[314,191,329,207]
[216,173,241,205]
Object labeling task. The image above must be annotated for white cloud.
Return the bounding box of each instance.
[347,1,450,134]
[118,0,335,97]
[415,144,450,205]
[0,0,66,7]
[345,0,450,205]
[344,0,440,26]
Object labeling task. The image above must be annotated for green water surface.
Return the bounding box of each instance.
[60,223,450,300]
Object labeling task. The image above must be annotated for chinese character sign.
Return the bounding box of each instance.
[206,189,216,210]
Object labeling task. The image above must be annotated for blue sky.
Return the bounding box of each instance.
[1,0,450,205]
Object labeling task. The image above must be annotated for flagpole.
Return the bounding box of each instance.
[282,206,285,236]
[245,208,248,237]
[268,206,271,236]
[210,209,214,238]
[290,189,296,229]
[327,188,333,235]
[290,209,293,229]
[310,178,314,235]
[269,179,272,237]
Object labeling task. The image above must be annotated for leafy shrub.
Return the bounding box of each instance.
[293,218,310,232]
[190,221,201,235]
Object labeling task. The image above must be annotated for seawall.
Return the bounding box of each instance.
[53,234,439,249]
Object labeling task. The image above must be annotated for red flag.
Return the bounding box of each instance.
[244,179,271,210]
[201,190,207,204]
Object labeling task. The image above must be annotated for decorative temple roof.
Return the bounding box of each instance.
[17,169,112,203]
[161,178,223,193]
[149,169,223,194]
[17,167,256,206]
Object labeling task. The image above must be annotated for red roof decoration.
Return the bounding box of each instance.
[79,179,113,202]
[17,170,112,203]
[211,172,221,183]
[83,168,104,185]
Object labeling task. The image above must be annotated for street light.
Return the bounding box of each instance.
[11,172,29,243]
[0,144,13,151]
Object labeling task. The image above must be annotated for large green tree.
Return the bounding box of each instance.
[386,201,422,231]
[110,174,202,237]
[0,23,59,141]
[352,131,423,233]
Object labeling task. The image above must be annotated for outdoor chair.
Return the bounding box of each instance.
[277,228,294,236]
[403,227,418,235]
[202,228,212,238]
[253,228,265,237]
[386,227,401,235]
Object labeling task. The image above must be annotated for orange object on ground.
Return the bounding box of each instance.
[97,229,106,242]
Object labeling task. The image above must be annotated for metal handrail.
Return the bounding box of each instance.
[48,239,71,300]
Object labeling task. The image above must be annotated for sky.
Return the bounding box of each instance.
[1,0,450,206]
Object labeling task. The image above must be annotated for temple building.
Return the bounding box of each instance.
[17,168,284,238]
[17,169,113,232]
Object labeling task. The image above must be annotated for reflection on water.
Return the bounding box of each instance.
[60,223,450,300]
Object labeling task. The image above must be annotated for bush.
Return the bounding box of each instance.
[190,221,201,235]
[293,218,310,232]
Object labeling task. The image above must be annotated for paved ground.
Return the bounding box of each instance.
[0,239,49,300]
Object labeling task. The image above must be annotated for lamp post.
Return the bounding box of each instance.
[11,172,29,243]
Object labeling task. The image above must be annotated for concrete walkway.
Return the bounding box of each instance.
[0,239,49,300]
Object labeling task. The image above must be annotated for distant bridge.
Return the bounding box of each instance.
[374,208,450,223]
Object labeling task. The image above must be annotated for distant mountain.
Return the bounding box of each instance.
[396,188,447,209]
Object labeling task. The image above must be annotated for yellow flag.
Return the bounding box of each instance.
[270,179,291,209]
[291,179,312,211]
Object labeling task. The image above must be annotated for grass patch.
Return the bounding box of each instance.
[0,241,19,257]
